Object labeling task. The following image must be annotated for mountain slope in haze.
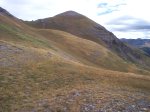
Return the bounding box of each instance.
[26,11,150,69]
[121,38,150,56]
[1,7,150,112]
[121,38,150,47]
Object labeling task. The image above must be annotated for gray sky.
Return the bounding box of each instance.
[1,0,150,39]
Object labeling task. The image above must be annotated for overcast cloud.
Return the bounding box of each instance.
[1,0,150,39]
[108,17,150,32]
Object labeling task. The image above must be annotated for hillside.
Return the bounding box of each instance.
[1,8,148,73]
[0,7,150,112]
[26,11,150,70]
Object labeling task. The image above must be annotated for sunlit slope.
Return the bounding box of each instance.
[1,41,150,112]
[37,29,144,73]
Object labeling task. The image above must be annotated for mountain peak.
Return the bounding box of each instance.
[55,10,83,17]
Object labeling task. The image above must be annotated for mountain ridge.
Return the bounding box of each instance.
[0,7,15,18]
[25,10,150,69]
[55,10,83,17]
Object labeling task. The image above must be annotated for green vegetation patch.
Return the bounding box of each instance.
[0,24,54,49]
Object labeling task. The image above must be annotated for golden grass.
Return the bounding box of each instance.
[0,14,150,111]
[1,49,150,111]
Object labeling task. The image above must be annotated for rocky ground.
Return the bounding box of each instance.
[17,87,150,112]
[1,42,150,112]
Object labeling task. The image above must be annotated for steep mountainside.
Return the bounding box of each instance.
[121,38,150,56]
[25,11,150,70]
[1,7,150,112]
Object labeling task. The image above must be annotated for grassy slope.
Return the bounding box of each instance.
[0,13,150,111]
[1,14,144,73]
[37,29,150,75]
[26,13,150,70]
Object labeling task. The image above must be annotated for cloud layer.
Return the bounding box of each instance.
[108,17,150,32]
[97,2,126,15]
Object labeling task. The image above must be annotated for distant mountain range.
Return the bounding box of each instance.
[121,38,150,56]
[0,7,150,112]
